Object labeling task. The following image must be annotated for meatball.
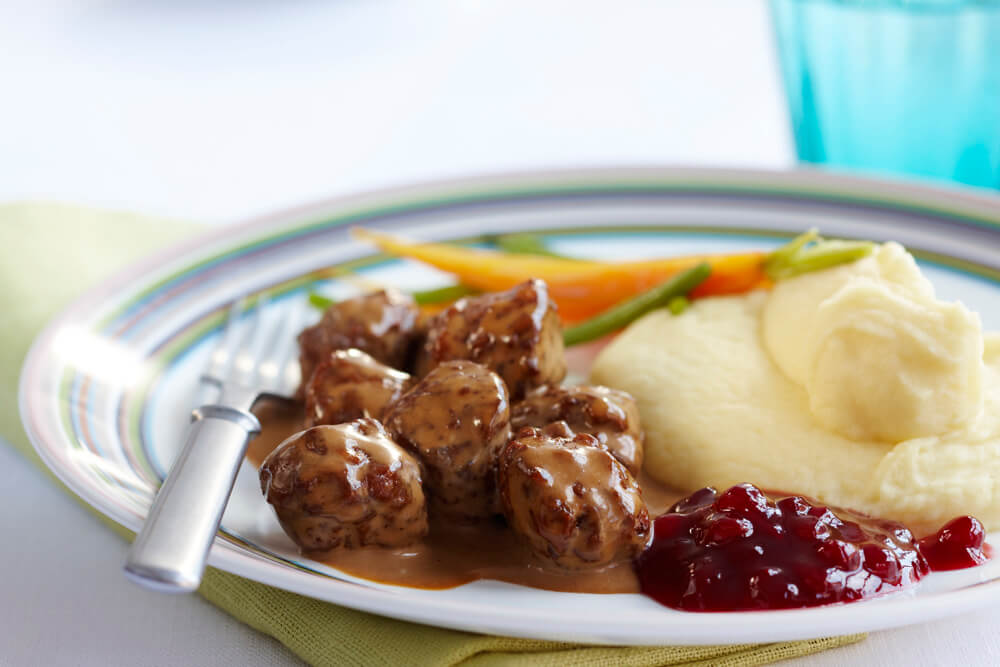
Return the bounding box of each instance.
[511,384,644,474]
[304,349,412,427]
[297,289,421,394]
[498,428,651,569]
[383,360,511,520]
[416,279,566,399]
[259,419,428,551]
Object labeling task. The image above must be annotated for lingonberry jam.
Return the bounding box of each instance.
[635,484,990,611]
[917,515,990,571]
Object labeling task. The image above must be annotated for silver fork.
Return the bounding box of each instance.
[124,293,305,593]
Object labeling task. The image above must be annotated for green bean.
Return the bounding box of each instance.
[764,230,875,280]
[763,228,819,275]
[307,292,335,310]
[487,233,571,259]
[411,284,478,305]
[768,240,875,279]
[563,263,711,346]
[667,295,690,316]
[308,284,477,311]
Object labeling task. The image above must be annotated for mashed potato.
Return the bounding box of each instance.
[591,244,1000,531]
[763,243,984,443]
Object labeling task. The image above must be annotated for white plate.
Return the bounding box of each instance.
[19,168,1000,645]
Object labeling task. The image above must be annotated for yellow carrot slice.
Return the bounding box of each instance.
[352,228,596,289]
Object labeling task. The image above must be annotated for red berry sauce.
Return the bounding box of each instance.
[635,484,990,611]
[918,515,990,571]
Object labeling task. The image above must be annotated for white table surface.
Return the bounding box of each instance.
[3,1,999,665]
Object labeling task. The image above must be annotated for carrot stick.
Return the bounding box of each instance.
[352,228,594,290]
[352,228,769,321]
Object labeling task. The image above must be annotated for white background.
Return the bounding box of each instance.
[3,1,999,665]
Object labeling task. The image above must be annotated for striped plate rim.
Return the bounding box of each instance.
[17,167,1000,644]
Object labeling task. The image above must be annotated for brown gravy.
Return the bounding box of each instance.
[249,399,682,593]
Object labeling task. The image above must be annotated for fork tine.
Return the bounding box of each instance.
[231,292,272,387]
[255,296,301,391]
[203,297,248,384]
[204,290,307,406]
[275,298,309,394]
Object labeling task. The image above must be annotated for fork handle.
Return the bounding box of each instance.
[124,405,261,593]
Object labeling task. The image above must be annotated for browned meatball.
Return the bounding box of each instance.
[511,385,644,474]
[304,349,412,427]
[498,428,651,569]
[416,279,566,400]
[297,289,421,394]
[259,419,428,551]
[383,360,511,520]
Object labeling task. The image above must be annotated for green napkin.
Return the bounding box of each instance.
[0,203,864,666]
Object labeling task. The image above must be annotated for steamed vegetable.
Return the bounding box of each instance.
[563,264,711,346]
[667,296,690,316]
[485,232,571,259]
[352,228,772,321]
[307,284,478,312]
[308,292,336,310]
[410,284,478,305]
[763,229,875,280]
[342,228,875,340]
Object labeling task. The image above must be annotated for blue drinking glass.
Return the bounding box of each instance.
[770,0,1000,190]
